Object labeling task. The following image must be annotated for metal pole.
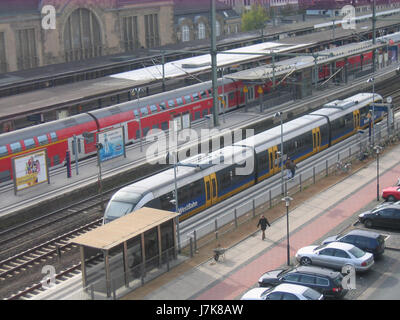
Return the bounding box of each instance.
[162,51,166,92]
[286,204,290,266]
[372,0,376,72]
[279,114,284,195]
[377,150,380,201]
[220,68,226,123]
[210,0,219,127]
[73,135,79,175]
[372,80,375,146]
[97,144,104,211]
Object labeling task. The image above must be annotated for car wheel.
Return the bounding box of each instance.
[364,219,373,228]
[388,195,396,202]
[300,257,312,266]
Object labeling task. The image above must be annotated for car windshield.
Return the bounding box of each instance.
[314,244,328,251]
[349,246,366,258]
[303,288,322,300]
[104,201,135,219]
[260,288,273,298]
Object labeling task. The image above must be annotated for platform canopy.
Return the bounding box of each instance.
[70,207,179,251]
[225,42,385,81]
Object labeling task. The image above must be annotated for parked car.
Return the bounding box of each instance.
[358,204,400,229]
[258,265,347,298]
[322,229,385,258]
[240,283,324,300]
[382,186,400,202]
[295,242,374,272]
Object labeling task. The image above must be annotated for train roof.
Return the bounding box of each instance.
[115,145,252,197]
[237,114,327,153]
[0,113,95,146]
[311,92,382,120]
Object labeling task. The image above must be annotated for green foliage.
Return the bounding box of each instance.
[241,5,269,32]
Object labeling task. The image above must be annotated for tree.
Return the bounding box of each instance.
[241,4,269,32]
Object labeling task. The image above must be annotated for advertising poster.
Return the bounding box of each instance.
[13,150,49,192]
[98,127,125,162]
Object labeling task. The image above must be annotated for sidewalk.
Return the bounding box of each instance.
[122,142,400,300]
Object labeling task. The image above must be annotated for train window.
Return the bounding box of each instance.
[207,89,213,96]
[176,97,184,106]
[159,102,166,110]
[161,122,168,131]
[133,109,139,117]
[0,146,8,157]
[160,192,174,211]
[37,135,48,146]
[150,105,158,113]
[168,100,175,108]
[140,107,149,116]
[194,111,201,120]
[143,127,150,136]
[192,93,200,101]
[184,95,192,103]
[24,138,35,150]
[229,92,235,101]
[53,155,60,165]
[0,170,11,183]
[152,124,159,130]
[200,91,207,99]
[50,132,58,142]
[202,109,208,117]
[136,129,140,139]
[10,142,22,153]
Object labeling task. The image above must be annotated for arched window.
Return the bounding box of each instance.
[215,20,221,37]
[64,8,102,62]
[198,22,206,40]
[182,25,190,42]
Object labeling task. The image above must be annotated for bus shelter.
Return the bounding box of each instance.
[70,207,179,298]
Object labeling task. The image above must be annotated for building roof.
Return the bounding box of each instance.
[70,207,178,250]
[173,0,231,14]
[0,0,40,15]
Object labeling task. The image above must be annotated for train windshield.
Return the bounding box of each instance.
[104,192,142,222]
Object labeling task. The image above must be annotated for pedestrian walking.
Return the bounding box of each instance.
[285,157,298,179]
[257,215,271,240]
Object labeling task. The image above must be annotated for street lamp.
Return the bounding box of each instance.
[367,77,376,146]
[374,145,382,201]
[282,195,293,266]
[275,112,285,195]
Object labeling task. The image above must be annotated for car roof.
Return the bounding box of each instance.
[273,283,308,294]
[325,242,354,250]
[294,266,340,278]
[346,229,381,238]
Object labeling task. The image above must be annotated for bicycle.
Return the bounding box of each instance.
[336,160,352,174]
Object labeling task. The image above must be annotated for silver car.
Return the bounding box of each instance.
[295,242,374,272]
[240,283,324,300]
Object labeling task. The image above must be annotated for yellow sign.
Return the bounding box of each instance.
[243,86,248,93]
[257,86,263,94]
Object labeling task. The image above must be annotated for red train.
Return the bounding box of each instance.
[0,41,396,183]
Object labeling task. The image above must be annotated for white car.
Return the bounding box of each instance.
[295,242,374,272]
[240,283,323,300]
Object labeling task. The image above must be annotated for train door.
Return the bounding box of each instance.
[68,135,84,160]
[268,146,280,175]
[312,128,321,153]
[353,110,360,131]
[204,173,218,208]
